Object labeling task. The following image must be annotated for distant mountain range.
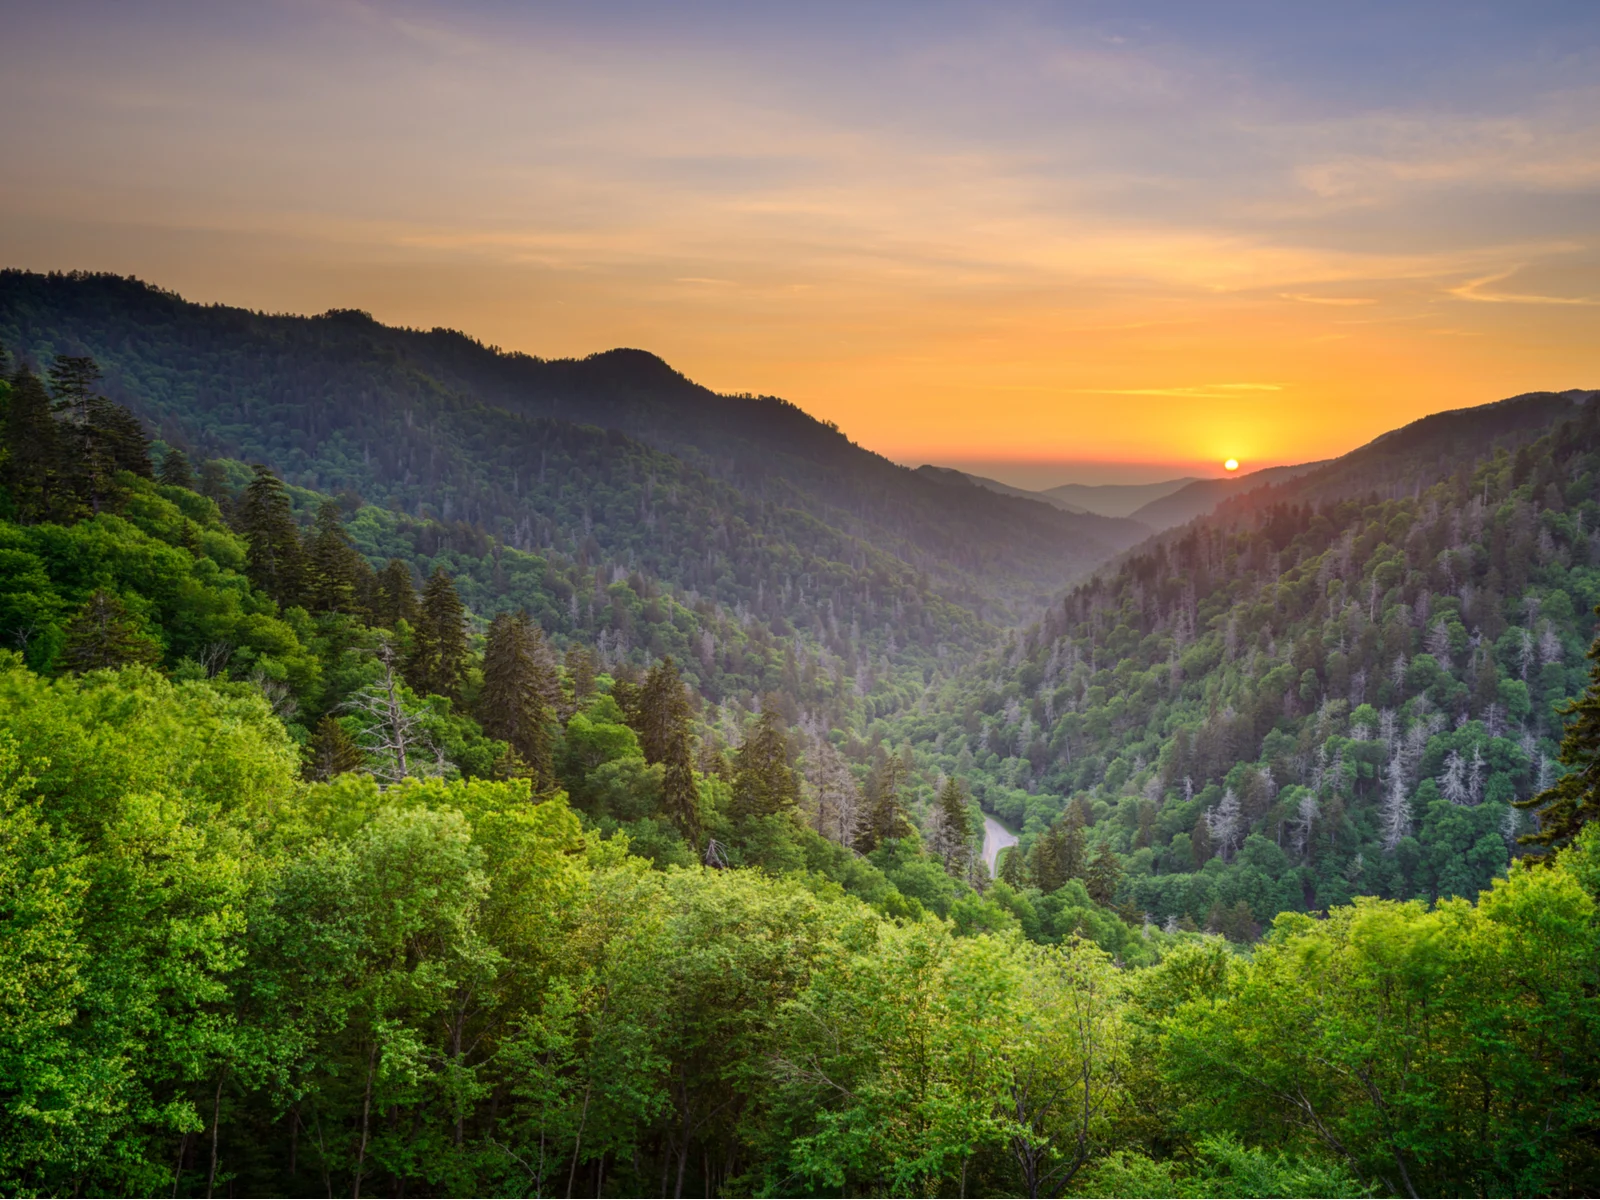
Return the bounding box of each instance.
[914,463,1323,532]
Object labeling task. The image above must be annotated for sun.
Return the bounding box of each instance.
[1224,458,1240,472]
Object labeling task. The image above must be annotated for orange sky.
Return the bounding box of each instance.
[1,3,1596,483]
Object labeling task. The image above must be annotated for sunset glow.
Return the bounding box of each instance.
[1,3,1595,482]
[1225,460,1240,472]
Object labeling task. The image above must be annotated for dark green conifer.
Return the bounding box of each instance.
[935,775,973,873]
[997,844,1027,888]
[2,367,67,523]
[566,643,597,707]
[305,499,370,615]
[731,708,798,819]
[157,447,196,490]
[303,714,366,781]
[374,558,419,630]
[198,459,234,515]
[633,657,702,844]
[1518,608,1600,854]
[60,589,162,672]
[238,466,306,606]
[479,611,555,787]
[1085,839,1122,905]
[407,568,467,700]
[854,752,913,853]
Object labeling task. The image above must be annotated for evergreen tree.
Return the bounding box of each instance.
[407,568,467,700]
[1517,610,1600,854]
[156,447,195,490]
[854,752,913,853]
[303,714,366,781]
[48,354,149,510]
[478,611,555,787]
[731,709,798,819]
[633,657,702,845]
[564,643,597,717]
[304,499,370,615]
[197,458,234,514]
[1085,840,1122,905]
[59,589,162,672]
[237,465,306,606]
[997,844,1027,888]
[933,775,972,874]
[1,367,66,522]
[374,558,419,630]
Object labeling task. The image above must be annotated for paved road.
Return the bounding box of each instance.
[982,812,1019,874]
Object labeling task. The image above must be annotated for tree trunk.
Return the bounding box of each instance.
[206,1072,226,1198]
[354,1041,378,1199]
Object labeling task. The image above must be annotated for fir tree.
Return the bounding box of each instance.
[478,611,555,787]
[854,752,915,853]
[408,568,467,700]
[197,458,234,515]
[157,447,195,490]
[2,367,67,522]
[1517,609,1600,854]
[731,708,798,819]
[238,465,306,606]
[564,643,597,717]
[997,844,1027,888]
[374,558,419,630]
[1085,840,1122,905]
[305,499,370,615]
[60,589,162,672]
[633,657,703,844]
[303,714,366,781]
[933,775,972,874]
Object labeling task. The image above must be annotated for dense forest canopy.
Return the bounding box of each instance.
[2,282,1600,1198]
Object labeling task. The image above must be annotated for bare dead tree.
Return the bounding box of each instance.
[343,639,443,784]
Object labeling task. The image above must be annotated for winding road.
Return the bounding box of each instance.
[981,812,1019,874]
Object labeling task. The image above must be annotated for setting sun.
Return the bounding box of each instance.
[1224,459,1240,472]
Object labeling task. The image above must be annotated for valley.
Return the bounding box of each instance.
[2,271,1599,1197]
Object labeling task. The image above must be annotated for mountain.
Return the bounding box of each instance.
[0,271,1147,632]
[915,465,1091,514]
[895,386,1599,925]
[1124,463,1321,530]
[1043,477,1197,517]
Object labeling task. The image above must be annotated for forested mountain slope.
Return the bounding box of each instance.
[0,271,1144,627]
[5,291,1600,1197]
[895,391,1600,932]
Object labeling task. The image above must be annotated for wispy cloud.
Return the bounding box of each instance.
[1448,268,1599,306]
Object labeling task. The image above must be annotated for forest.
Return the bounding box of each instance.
[2,291,1600,1198]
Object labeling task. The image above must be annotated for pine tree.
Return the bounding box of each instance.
[198,459,234,515]
[478,611,555,787]
[48,354,149,510]
[854,752,913,853]
[408,568,467,700]
[2,367,67,522]
[563,643,597,718]
[60,589,163,672]
[305,499,370,615]
[997,844,1027,888]
[731,708,798,819]
[633,657,702,844]
[157,447,196,490]
[238,465,306,606]
[303,714,366,781]
[374,559,419,630]
[1085,840,1122,905]
[1517,610,1600,854]
[932,775,972,874]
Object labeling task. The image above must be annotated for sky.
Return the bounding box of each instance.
[1,1,1598,487]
